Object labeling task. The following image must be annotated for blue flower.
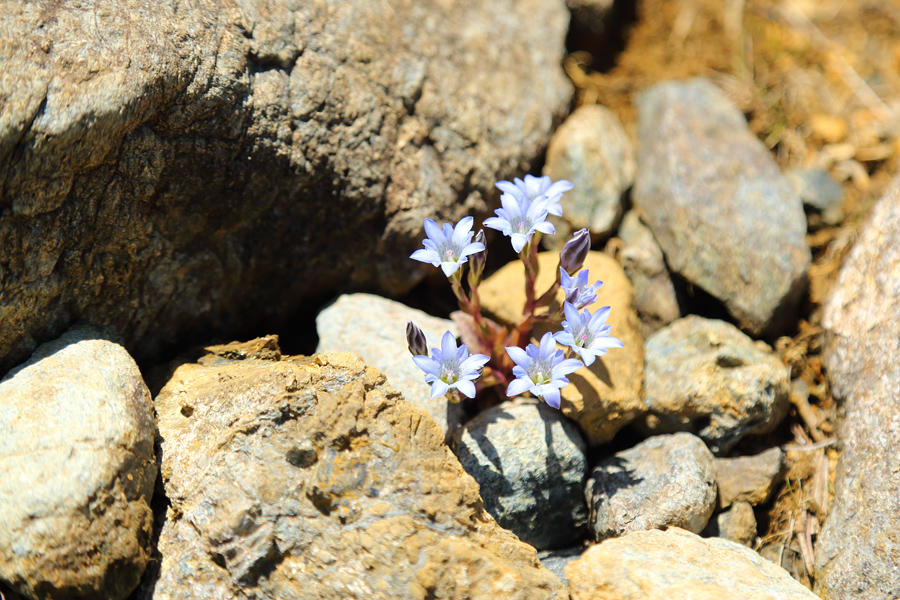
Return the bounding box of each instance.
[412,331,490,399]
[484,192,555,253]
[560,267,602,309]
[410,217,486,277]
[496,175,572,217]
[505,332,583,409]
[553,302,625,367]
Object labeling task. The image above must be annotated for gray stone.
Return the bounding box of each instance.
[642,316,791,455]
[707,501,757,547]
[786,168,844,227]
[816,181,900,600]
[0,327,156,600]
[565,528,820,600]
[716,447,785,508]
[0,0,573,376]
[585,432,716,541]
[316,293,464,441]
[453,398,589,550]
[537,547,585,586]
[149,348,566,600]
[543,104,634,245]
[634,77,811,336]
[616,210,680,337]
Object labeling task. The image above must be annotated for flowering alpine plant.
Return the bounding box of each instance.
[406,176,625,409]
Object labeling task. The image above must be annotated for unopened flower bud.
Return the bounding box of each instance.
[468,230,487,286]
[406,322,428,357]
[559,228,590,275]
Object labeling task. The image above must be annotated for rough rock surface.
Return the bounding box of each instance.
[150,345,566,599]
[479,251,645,446]
[453,398,588,550]
[543,104,634,243]
[616,210,680,337]
[709,501,758,547]
[585,432,716,541]
[316,293,464,441]
[641,316,790,455]
[816,182,900,600]
[786,168,843,228]
[633,77,811,336]
[0,0,573,376]
[0,327,156,600]
[716,447,785,508]
[565,528,821,600]
[537,547,585,586]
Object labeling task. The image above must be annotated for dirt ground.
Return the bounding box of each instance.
[570,0,900,588]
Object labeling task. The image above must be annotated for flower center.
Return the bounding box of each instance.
[441,364,460,384]
[533,372,551,385]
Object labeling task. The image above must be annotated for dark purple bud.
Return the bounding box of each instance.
[406,321,428,357]
[468,230,487,285]
[559,228,590,274]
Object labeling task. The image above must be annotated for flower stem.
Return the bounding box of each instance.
[521,233,542,318]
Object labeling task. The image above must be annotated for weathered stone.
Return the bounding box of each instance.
[453,398,588,550]
[616,210,680,337]
[786,168,843,228]
[816,181,900,600]
[716,447,785,508]
[149,348,566,599]
[642,316,790,455]
[565,528,820,600]
[537,547,585,586]
[543,104,634,244]
[316,293,464,441]
[0,0,573,376]
[479,251,645,446]
[0,327,156,600]
[711,501,758,547]
[634,77,811,336]
[585,432,716,541]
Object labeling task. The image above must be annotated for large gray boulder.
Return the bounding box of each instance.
[0,0,572,375]
[816,182,900,600]
[0,327,156,600]
[633,77,811,337]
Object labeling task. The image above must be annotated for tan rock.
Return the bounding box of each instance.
[716,447,785,508]
[150,343,565,599]
[715,501,757,547]
[565,528,820,600]
[479,251,644,445]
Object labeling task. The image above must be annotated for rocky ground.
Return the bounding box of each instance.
[2,1,900,599]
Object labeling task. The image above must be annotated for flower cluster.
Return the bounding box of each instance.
[407,175,624,408]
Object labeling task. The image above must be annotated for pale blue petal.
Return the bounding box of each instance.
[592,336,624,350]
[455,379,476,398]
[538,332,556,357]
[590,306,611,328]
[553,358,584,377]
[505,346,531,368]
[430,380,450,398]
[496,180,520,196]
[511,233,528,253]
[410,248,441,266]
[483,216,511,234]
[506,377,533,397]
[423,219,443,243]
[452,216,474,247]
[512,365,527,379]
[412,354,440,376]
[554,331,576,346]
[563,301,581,327]
[542,387,561,409]
[534,220,555,235]
[440,260,461,276]
[440,330,457,359]
[579,349,596,366]
[422,239,439,252]
[460,353,490,373]
[544,180,573,197]
[460,241,485,258]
